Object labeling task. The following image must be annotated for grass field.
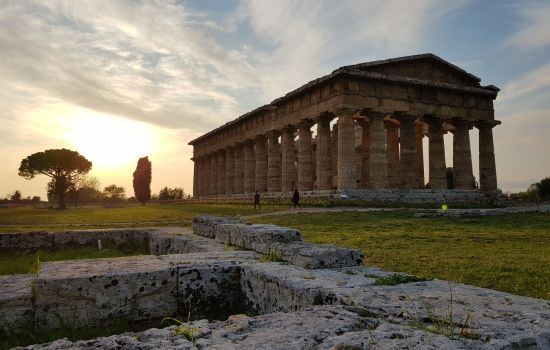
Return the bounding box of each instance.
[0,204,285,232]
[249,211,550,300]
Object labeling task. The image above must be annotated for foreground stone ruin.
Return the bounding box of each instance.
[1,216,549,349]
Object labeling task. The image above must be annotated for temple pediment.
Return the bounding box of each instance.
[339,53,481,88]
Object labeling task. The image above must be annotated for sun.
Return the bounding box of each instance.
[64,112,154,169]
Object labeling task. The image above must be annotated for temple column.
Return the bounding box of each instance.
[297,120,314,191]
[426,117,447,189]
[316,116,332,190]
[217,150,226,196]
[202,156,210,196]
[255,135,268,193]
[385,121,400,188]
[336,109,356,189]
[396,115,419,189]
[225,147,235,195]
[210,152,218,196]
[267,131,282,192]
[233,144,244,194]
[192,158,198,198]
[243,140,256,194]
[415,121,425,188]
[476,120,499,191]
[281,126,297,192]
[368,112,388,188]
[451,118,474,189]
[359,120,370,188]
[331,123,338,188]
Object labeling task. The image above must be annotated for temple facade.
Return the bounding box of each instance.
[189,54,500,198]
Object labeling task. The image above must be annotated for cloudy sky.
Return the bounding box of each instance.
[1,0,549,199]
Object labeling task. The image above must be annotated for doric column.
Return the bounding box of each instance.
[192,158,198,198]
[225,147,235,195]
[415,121,425,188]
[331,123,338,188]
[297,120,314,191]
[233,144,244,194]
[396,114,419,189]
[359,120,370,188]
[243,140,256,194]
[476,120,499,191]
[202,156,210,197]
[385,121,400,188]
[425,117,447,189]
[451,118,474,189]
[281,125,297,192]
[217,150,226,196]
[336,109,356,189]
[267,131,282,192]
[255,135,268,193]
[210,152,218,196]
[316,116,332,190]
[368,112,388,189]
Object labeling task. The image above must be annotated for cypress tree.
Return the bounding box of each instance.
[133,156,152,205]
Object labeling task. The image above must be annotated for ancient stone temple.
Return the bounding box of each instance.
[189,54,500,198]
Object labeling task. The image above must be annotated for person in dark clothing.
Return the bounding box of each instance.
[291,188,300,209]
[254,190,261,210]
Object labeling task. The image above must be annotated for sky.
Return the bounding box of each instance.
[0,0,549,199]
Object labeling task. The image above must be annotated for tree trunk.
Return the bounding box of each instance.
[58,193,66,210]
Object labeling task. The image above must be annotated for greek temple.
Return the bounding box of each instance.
[189,54,500,198]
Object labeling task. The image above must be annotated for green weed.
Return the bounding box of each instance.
[373,274,428,286]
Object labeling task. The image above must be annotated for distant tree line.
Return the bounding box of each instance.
[517,177,550,198]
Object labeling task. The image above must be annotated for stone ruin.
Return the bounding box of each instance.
[0,216,549,349]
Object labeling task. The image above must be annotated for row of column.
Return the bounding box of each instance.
[193,111,498,197]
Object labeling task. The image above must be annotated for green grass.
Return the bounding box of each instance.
[248,211,550,300]
[0,240,149,275]
[371,273,428,286]
[0,204,285,232]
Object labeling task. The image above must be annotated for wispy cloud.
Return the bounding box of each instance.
[502,1,550,51]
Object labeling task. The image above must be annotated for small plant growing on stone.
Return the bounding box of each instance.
[373,273,427,286]
[258,251,283,263]
[162,311,202,343]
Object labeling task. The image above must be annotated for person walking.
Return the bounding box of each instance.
[291,188,300,209]
[254,190,261,210]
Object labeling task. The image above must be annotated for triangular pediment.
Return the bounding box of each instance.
[340,54,481,88]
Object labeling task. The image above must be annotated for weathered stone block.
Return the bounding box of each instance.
[192,215,239,239]
[229,224,302,253]
[0,231,54,250]
[0,274,33,329]
[269,242,363,268]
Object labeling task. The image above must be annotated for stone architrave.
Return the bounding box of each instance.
[281,126,297,192]
[415,121,425,188]
[255,135,268,193]
[368,112,388,189]
[385,121,400,188]
[331,123,338,189]
[210,153,218,196]
[425,117,447,189]
[336,109,356,189]
[451,118,474,189]
[225,147,235,195]
[316,116,332,190]
[476,120,499,191]
[233,144,245,194]
[297,120,314,191]
[243,140,256,194]
[267,131,282,192]
[217,150,226,196]
[396,115,419,189]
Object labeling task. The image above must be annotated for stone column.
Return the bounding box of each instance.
[359,120,370,188]
[385,121,400,188]
[368,112,388,189]
[451,118,474,189]
[210,152,218,196]
[192,158,198,198]
[243,140,256,194]
[337,109,356,189]
[267,131,282,192]
[331,123,338,189]
[316,116,332,190]
[476,120,499,191]
[202,156,210,197]
[415,121,425,188]
[225,147,235,195]
[281,126,297,192]
[297,120,314,191]
[233,144,244,194]
[255,135,268,193]
[217,150,226,196]
[426,117,447,189]
[396,115,419,189]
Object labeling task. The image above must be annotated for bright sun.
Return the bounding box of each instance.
[64,112,154,169]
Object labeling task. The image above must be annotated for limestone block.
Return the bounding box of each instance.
[0,231,54,250]
[0,274,33,329]
[228,224,302,252]
[268,242,363,268]
[147,228,225,254]
[192,215,239,239]
[52,229,149,247]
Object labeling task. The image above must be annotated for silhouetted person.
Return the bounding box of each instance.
[254,190,261,210]
[291,188,300,209]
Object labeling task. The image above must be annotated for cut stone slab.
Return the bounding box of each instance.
[268,241,364,268]
[192,215,240,239]
[147,227,226,254]
[0,274,33,329]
